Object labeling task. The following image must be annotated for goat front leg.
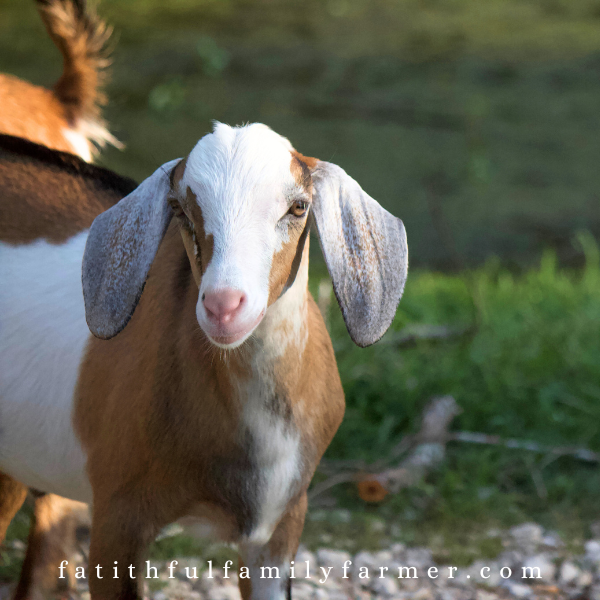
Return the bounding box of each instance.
[87,498,158,600]
[238,493,307,600]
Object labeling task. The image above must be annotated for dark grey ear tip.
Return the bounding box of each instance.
[85,310,132,340]
[349,330,386,348]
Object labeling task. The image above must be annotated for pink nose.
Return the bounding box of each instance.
[202,288,245,324]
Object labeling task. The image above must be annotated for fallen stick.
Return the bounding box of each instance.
[310,396,461,502]
[448,431,600,463]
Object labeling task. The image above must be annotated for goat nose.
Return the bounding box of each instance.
[202,289,245,324]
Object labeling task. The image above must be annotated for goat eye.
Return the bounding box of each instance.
[289,200,309,218]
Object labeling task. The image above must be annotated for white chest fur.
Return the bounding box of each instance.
[242,383,302,544]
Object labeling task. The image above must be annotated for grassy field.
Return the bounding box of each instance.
[1,0,600,579]
[1,0,600,268]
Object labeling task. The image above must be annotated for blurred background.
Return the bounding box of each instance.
[2,0,600,576]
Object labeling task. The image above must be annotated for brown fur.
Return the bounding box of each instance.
[0,76,77,155]
[0,0,117,159]
[0,134,136,244]
[37,0,111,125]
[290,151,318,189]
[0,473,28,544]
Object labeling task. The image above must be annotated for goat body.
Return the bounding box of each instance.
[0,2,122,593]
[0,123,407,600]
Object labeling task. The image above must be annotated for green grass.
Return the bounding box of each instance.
[310,235,600,550]
[1,0,600,268]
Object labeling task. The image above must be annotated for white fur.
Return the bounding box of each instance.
[239,544,291,600]
[181,123,307,348]
[0,234,92,502]
[63,121,124,162]
[242,255,309,544]
[62,127,93,162]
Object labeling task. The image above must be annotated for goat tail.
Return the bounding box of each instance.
[36,0,122,150]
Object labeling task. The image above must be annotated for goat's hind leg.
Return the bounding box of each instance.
[13,494,89,600]
[0,472,27,543]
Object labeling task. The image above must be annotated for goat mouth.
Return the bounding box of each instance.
[206,310,265,348]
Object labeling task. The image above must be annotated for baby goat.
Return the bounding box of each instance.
[0,122,407,600]
[0,0,120,161]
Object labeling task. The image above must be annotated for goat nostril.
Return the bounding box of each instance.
[202,289,245,322]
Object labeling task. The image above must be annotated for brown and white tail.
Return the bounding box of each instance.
[36,0,122,152]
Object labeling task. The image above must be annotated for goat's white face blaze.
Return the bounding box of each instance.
[173,123,310,348]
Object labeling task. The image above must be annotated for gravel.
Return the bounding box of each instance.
[2,523,599,600]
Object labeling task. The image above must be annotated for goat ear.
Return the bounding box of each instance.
[310,161,408,347]
[82,159,181,339]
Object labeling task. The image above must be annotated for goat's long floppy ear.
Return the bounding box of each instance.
[311,161,408,347]
[82,159,181,339]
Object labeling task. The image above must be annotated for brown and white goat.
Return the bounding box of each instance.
[0,1,120,594]
[0,0,120,162]
[0,122,407,600]
[0,133,137,596]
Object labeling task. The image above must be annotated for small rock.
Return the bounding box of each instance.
[468,561,502,588]
[390,543,406,560]
[586,540,600,563]
[311,588,327,600]
[497,550,524,571]
[589,583,600,600]
[476,591,499,600]
[404,548,433,570]
[411,587,435,600]
[501,580,532,599]
[508,523,544,555]
[438,590,468,600]
[291,583,313,600]
[396,575,420,592]
[373,551,395,571]
[316,549,352,577]
[369,576,399,596]
[197,570,217,594]
[296,548,316,568]
[578,570,594,588]
[521,554,555,582]
[353,551,377,586]
[10,539,25,552]
[560,560,580,585]
[541,532,564,549]
[208,586,242,600]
